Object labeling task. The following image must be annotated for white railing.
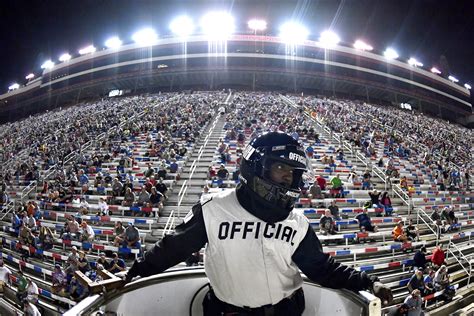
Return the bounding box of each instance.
[392,184,412,216]
[0,200,15,221]
[447,242,472,287]
[20,180,37,203]
[415,207,440,245]
[162,210,177,238]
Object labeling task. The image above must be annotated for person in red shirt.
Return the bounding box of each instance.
[431,245,446,267]
[316,175,326,190]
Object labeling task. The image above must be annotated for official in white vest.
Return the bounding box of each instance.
[126,131,392,315]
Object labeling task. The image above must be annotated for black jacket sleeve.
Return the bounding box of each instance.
[132,203,208,278]
[292,225,377,292]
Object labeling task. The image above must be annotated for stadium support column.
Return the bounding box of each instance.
[332,80,336,97]
[252,73,256,91]
[294,77,297,93]
[76,88,82,103]
[365,86,370,103]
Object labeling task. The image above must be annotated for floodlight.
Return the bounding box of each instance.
[465,83,471,90]
[431,67,441,74]
[408,57,423,67]
[248,19,267,32]
[59,53,72,62]
[41,60,55,69]
[448,75,459,83]
[132,28,158,45]
[279,22,309,44]
[200,12,235,39]
[105,37,122,49]
[79,45,96,55]
[170,16,195,38]
[25,73,35,80]
[319,30,340,47]
[8,83,20,90]
[353,40,373,51]
[384,48,399,60]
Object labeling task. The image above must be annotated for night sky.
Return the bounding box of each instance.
[1,0,473,92]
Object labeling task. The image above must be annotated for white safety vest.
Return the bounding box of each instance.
[202,189,309,308]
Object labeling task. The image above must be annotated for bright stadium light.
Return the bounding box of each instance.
[132,28,158,45]
[25,73,35,80]
[279,22,309,44]
[200,11,235,39]
[105,36,122,49]
[431,67,441,74]
[408,57,423,67]
[248,19,267,32]
[353,39,373,51]
[41,60,55,69]
[448,75,459,83]
[384,48,399,60]
[78,45,96,55]
[170,15,195,38]
[8,83,20,91]
[465,83,472,90]
[319,30,340,48]
[59,53,72,62]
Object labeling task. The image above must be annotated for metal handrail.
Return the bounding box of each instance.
[20,180,37,203]
[447,242,472,286]
[0,200,15,221]
[415,207,439,245]
[162,210,176,238]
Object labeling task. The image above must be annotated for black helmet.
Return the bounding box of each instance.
[239,131,312,217]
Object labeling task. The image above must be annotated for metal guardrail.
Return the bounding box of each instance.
[447,242,472,287]
[0,200,15,221]
[415,206,440,245]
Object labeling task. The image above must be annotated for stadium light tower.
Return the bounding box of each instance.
[170,15,195,38]
[248,19,267,33]
[448,75,459,83]
[200,11,235,39]
[105,36,122,49]
[353,39,373,51]
[41,60,55,69]
[279,22,309,44]
[408,57,423,67]
[8,83,20,91]
[465,83,471,90]
[59,53,72,62]
[132,28,158,45]
[79,45,96,55]
[319,30,340,48]
[431,67,441,74]
[384,48,399,60]
[25,73,35,80]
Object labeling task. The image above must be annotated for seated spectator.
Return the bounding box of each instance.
[403,289,423,316]
[328,200,341,220]
[137,187,150,207]
[11,212,22,231]
[157,162,168,179]
[430,208,444,236]
[68,275,86,300]
[413,246,428,270]
[51,264,67,295]
[362,169,372,190]
[319,209,337,235]
[77,251,90,274]
[108,253,126,274]
[78,197,90,215]
[407,270,427,296]
[26,278,38,305]
[80,221,95,243]
[18,222,34,246]
[217,164,229,185]
[329,174,344,198]
[386,304,410,316]
[25,213,37,232]
[66,246,79,277]
[355,208,378,233]
[122,187,136,207]
[308,182,323,199]
[380,191,393,216]
[347,168,358,184]
[368,189,382,209]
[169,158,179,173]
[96,252,110,270]
[424,269,436,294]
[400,176,408,190]
[207,166,216,179]
[62,215,81,240]
[0,259,11,295]
[23,299,41,316]
[144,163,154,178]
[111,177,124,199]
[16,270,28,306]
[392,222,409,242]
[431,245,446,268]
[316,175,326,190]
[434,265,450,291]
[113,221,126,247]
[122,223,141,249]
[405,219,420,241]
[37,225,54,251]
[97,197,109,216]
[155,177,168,199]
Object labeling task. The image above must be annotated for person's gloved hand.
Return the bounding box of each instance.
[372,281,393,306]
[124,260,141,283]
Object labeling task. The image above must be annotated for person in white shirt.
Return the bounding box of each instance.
[23,299,41,316]
[26,279,39,304]
[0,260,12,295]
[80,221,95,242]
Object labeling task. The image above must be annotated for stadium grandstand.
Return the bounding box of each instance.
[0,9,473,316]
